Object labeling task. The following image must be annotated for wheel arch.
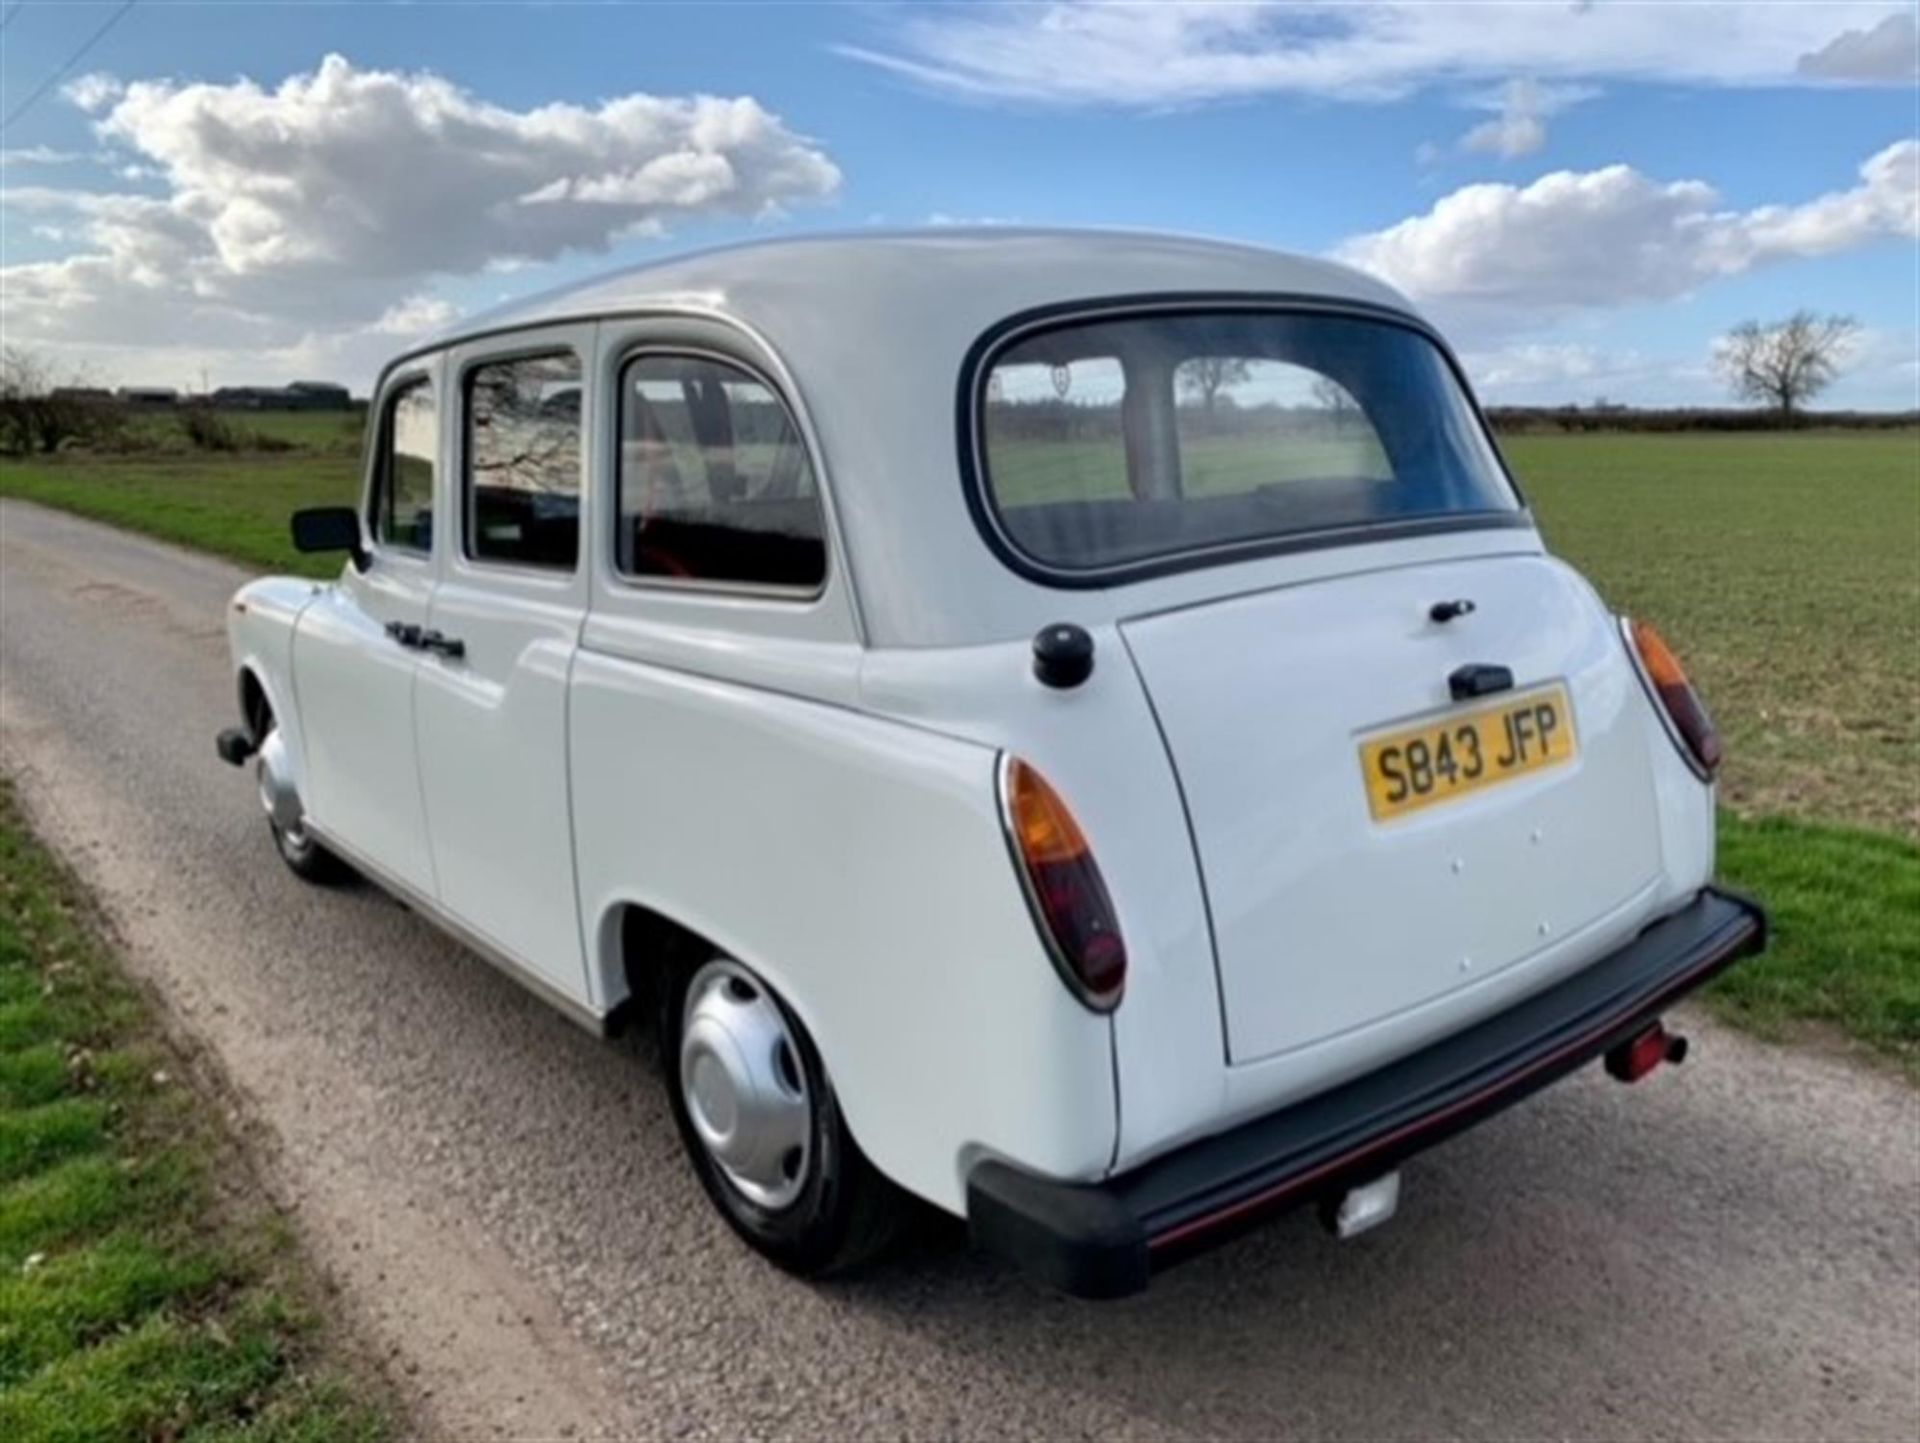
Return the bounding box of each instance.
[238,665,273,741]
[596,898,704,1024]
[594,896,825,1029]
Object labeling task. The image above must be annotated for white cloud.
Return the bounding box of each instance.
[62,73,125,112]
[1462,327,1920,410]
[2,54,840,383]
[1830,326,1920,408]
[370,295,462,337]
[0,147,84,168]
[1797,13,1919,82]
[842,2,1914,107]
[1455,79,1594,160]
[1459,112,1545,161]
[1456,341,1678,404]
[1336,140,1920,323]
[1465,341,1621,390]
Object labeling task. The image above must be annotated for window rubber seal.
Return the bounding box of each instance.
[954,291,1534,591]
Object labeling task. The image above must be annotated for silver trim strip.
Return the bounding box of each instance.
[304,819,613,1038]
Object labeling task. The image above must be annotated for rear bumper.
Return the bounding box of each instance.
[968,886,1766,1298]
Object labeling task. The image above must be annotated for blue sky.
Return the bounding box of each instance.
[1,1,1915,405]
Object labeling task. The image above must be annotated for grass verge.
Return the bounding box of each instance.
[1711,810,1919,1075]
[0,778,391,1442]
[0,453,357,579]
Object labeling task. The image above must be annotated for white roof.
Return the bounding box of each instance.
[442,228,1415,351]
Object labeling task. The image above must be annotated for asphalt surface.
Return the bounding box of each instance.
[2,496,1916,1441]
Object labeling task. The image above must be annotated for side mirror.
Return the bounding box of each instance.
[291,506,368,571]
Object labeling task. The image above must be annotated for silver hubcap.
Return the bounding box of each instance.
[679,959,812,1211]
[255,727,308,850]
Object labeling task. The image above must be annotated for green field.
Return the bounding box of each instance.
[1510,433,1919,838]
[0,782,390,1442]
[120,408,366,456]
[2,427,1916,1068]
[0,454,359,580]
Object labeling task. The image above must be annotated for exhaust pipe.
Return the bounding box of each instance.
[1320,1171,1401,1241]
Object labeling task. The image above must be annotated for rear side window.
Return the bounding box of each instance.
[976,310,1518,577]
[465,352,582,570]
[616,354,826,590]
[372,378,436,554]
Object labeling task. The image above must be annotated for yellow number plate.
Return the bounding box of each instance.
[1360,683,1578,822]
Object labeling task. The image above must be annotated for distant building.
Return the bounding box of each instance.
[48,386,114,405]
[208,382,356,411]
[208,386,278,410]
[116,386,179,409]
[284,380,352,410]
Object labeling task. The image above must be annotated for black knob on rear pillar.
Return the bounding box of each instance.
[1033,623,1094,689]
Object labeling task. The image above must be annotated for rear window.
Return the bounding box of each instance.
[975,309,1519,576]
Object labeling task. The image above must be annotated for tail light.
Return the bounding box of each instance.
[998,756,1127,1011]
[1623,618,1722,779]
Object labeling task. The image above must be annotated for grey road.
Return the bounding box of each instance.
[3,497,1916,1441]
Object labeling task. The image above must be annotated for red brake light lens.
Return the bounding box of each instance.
[1625,618,1722,778]
[1000,757,1127,1011]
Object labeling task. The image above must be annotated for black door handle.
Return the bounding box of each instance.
[1449,663,1514,700]
[385,620,423,649]
[418,629,466,660]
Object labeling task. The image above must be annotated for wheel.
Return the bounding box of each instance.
[663,955,909,1276]
[266,806,352,885]
[256,724,352,886]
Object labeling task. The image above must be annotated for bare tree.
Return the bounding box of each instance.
[1309,375,1360,419]
[1179,356,1252,415]
[1716,311,1859,422]
[0,347,121,455]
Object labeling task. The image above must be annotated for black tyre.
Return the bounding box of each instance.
[267,810,353,885]
[254,720,352,886]
[662,954,909,1276]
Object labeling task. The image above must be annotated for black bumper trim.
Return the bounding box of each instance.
[968,887,1766,1298]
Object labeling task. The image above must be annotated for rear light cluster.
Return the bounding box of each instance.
[998,756,1127,1011]
[1622,617,1723,779]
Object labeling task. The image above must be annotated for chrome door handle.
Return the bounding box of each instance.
[419,629,466,660]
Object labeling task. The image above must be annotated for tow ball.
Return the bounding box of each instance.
[1604,1020,1689,1084]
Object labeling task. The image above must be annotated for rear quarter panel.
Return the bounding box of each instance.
[568,649,1119,1213]
[859,636,1227,1181]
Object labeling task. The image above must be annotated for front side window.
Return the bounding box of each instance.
[616,354,826,590]
[372,378,436,554]
[977,310,1518,576]
[465,352,582,570]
